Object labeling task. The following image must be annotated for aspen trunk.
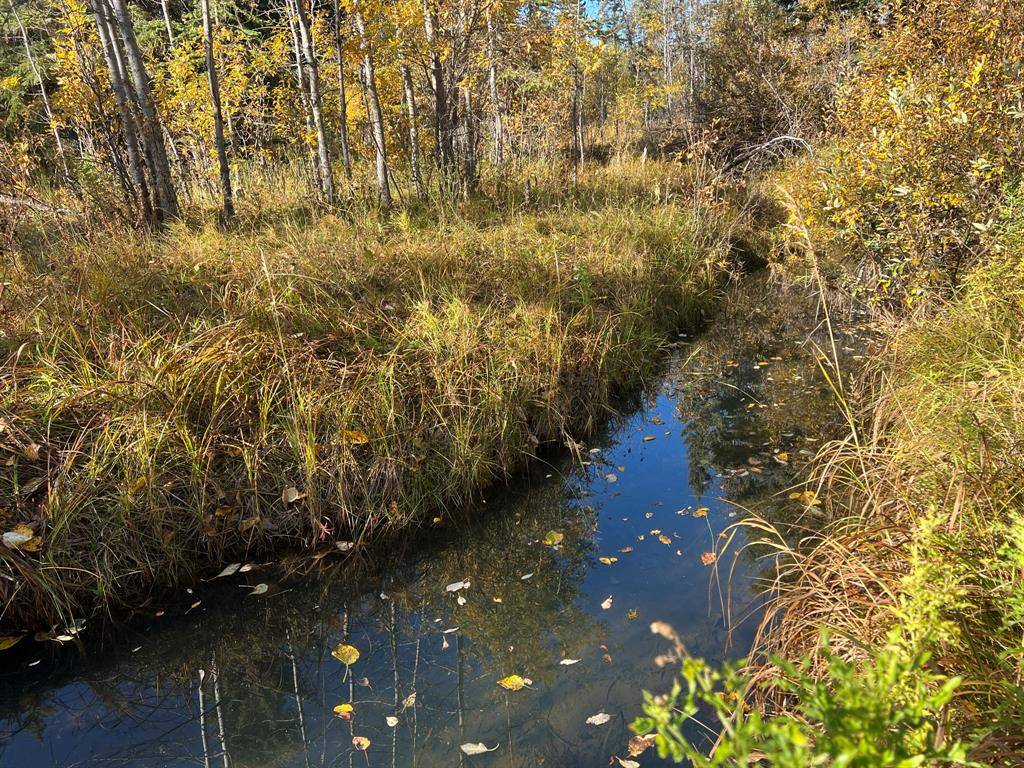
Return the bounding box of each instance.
[201,0,233,219]
[353,8,391,207]
[422,0,454,181]
[400,62,423,197]
[90,0,153,223]
[330,0,353,179]
[108,0,179,220]
[160,0,174,45]
[292,0,335,202]
[485,8,504,165]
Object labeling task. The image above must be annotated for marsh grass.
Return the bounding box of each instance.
[0,158,741,630]
[740,208,1024,761]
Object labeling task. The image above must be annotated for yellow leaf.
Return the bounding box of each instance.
[333,703,354,719]
[497,674,527,691]
[332,643,360,665]
[598,556,618,564]
[693,507,709,518]
[352,735,371,750]
[342,430,370,445]
[544,530,564,546]
[658,534,672,545]
[701,551,717,566]
[0,634,26,651]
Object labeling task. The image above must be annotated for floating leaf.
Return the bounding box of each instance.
[543,530,564,546]
[249,583,269,595]
[456,595,467,606]
[385,715,398,727]
[0,634,26,651]
[586,712,611,725]
[333,703,354,719]
[401,692,416,709]
[618,760,640,768]
[628,734,656,757]
[497,674,527,691]
[601,596,613,610]
[445,580,471,593]
[619,546,633,553]
[627,609,639,620]
[598,556,618,565]
[460,743,499,755]
[693,507,709,518]
[332,644,360,665]
[520,572,534,580]
[658,534,672,545]
[214,563,241,578]
[559,658,580,665]
[700,552,717,566]
[351,736,371,751]
[642,435,656,442]
[604,473,618,483]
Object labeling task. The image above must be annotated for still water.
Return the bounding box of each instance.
[0,279,868,767]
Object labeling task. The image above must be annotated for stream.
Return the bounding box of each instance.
[0,277,871,768]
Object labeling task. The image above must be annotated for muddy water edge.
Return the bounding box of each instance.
[0,276,873,768]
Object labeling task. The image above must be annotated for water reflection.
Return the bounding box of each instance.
[0,277,871,767]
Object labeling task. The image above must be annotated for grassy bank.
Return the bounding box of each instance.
[0,159,737,631]
[631,0,1024,763]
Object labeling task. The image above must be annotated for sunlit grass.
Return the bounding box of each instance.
[0,159,742,629]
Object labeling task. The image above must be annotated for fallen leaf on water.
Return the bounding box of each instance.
[598,556,618,565]
[332,644,360,665]
[604,473,618,483]
[333,703,354,719]
[628,734,656,757]
[249,583,269,595]
[492,597,503,603]
[0,634,26,651]
[461,743,499,755]
[586,712,611,725]
[601,596,613,610]
[214,563,241,578]
[701,552,717,566]
[627,609,639,620]
[774,452,789,464]
[658,534,672,545]
[520,572,534,580]
[445,580,471,593]
[559,658,580,665]
[619,546,633,553]
[693,507,709,518]
[456,595,467,606]
[497,674,528,691]
[356,677,371,687]
[618,759,641,768]
[602,653,613,663]
[650,529,661,535]
[401,692,416,709]
[543,530,564,546]
[351,736,371,751]
[385,716,398,727]
[642,435,656,442]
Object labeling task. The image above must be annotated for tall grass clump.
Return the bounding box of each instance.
[0,158,739,630]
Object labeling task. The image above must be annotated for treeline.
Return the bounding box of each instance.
[1,0,744,224]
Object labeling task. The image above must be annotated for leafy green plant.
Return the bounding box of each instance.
[632,631,971,767]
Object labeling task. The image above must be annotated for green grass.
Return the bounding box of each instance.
[0,159,738,630]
